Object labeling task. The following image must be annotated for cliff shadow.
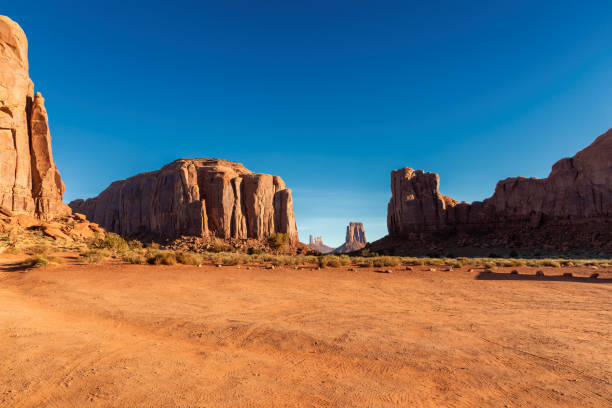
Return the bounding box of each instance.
[0,261,29,273]
[475,271,612,284]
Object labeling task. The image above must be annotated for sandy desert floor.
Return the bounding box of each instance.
[0,255,610,407]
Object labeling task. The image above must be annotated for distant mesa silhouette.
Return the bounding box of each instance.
[308,235,334,254]
[308,222,367,254]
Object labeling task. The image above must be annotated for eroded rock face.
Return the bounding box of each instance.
[334,222,367,254]
[69,159,298,242]
[380,129,612,255]
[0,16,69,219]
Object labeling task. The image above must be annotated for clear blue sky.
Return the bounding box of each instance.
[5,1,611,246]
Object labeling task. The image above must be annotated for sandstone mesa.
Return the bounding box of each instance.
[372,128,612,255]
[69,159,299,243]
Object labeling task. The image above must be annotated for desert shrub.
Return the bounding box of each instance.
[358,258,374,268]
[148,242,161,250]
[358,248,376,257]
[220,253,245,266]
[147,251,177,265]
[22,255,56,268]
[268,233,289,251]
[401,257,424,266]
[209,242,235,253]
[247,247,264,255]
[423,258,444,266]
[175,252,201,266]
[539,259,561,268]
[372,256,400,267]
[319,255,342,268]
[92,232,128,253]
[26,244,52,255]
[122,252,147,264]
[80,249,108,264]
[128,239,143,250]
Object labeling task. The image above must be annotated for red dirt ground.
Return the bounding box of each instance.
[0,255,610,407]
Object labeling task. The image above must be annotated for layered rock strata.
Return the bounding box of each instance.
[379,128,612,254]
[0,16,69,219]
[69,159,299,242]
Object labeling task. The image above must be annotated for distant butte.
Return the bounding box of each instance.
[334,222,367,254]
[308,235,334,254]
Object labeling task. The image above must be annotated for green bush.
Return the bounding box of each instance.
[268,233,289,251]
[92,232,128,253]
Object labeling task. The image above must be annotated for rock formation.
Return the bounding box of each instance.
[334,222,367,254]
[308,235,334,254]
[69,159,298,243]
[0,16,69,220]
[375,128,612,255]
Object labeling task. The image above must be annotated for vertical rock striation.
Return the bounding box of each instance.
[69,159,298,242]
[0,16,69,219]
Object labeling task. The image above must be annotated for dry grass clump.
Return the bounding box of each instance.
[79,249,110,264]
[25,244,53,255]
[147,251,177,265]
[22,254,61,268]
[318,255,351,268]
[175,251,202,265]
[122,252,147,264]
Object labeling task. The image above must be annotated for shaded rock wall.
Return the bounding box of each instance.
[69,159,298,242]
[0,16,69,220]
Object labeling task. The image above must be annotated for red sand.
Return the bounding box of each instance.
[1,256,610,407]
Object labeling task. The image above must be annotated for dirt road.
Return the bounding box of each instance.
[0,256,610,407]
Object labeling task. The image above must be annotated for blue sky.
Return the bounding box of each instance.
[5,1,612,246]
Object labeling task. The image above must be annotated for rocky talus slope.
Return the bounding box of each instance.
[373,128,612,255]
[0,16,69,219]
[70,159,298,243]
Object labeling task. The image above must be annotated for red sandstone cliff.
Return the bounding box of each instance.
[69,159,298,242]
[0,16,69,220]
[377,129,612,255]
